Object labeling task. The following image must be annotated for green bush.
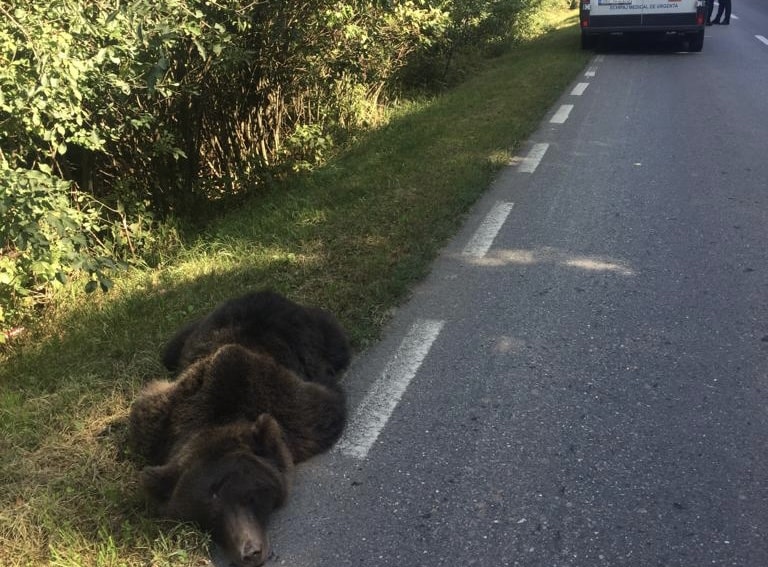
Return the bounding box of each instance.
[0,164,161,332]
[0,0,546,331]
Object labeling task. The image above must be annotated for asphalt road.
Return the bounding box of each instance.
[256,4,768,566]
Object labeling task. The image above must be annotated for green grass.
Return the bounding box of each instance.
[0,7,589,566]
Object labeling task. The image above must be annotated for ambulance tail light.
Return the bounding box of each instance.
[695,0,705,25]
[581,0,591,28]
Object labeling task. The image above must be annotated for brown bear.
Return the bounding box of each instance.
[128,291,350,567]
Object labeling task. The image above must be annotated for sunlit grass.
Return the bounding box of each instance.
[0,6,589,565]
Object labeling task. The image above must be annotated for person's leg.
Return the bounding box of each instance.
[723,0,731,23]
[713,1,724,23]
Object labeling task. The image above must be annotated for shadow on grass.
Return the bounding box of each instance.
[1,20,589,386]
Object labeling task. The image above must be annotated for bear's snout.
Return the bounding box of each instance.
[218,504,271,567]
[240,538,266,566]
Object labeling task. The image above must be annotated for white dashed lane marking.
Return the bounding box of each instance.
[339,47,603,461]
[337,319,445,460]
[462,202,515,258]
[518,142,549,174]
[550,104,574,124]
[338,51,595,461]
[571,82,589,96]
[338,49,603,462]
[756,35,768,47]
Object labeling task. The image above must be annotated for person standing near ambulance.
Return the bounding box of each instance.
[711,0,732,24]
[705,0,716,25]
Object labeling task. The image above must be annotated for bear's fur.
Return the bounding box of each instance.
[128,291,350,567]
[161,290,350,384]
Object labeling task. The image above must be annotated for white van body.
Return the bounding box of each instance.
[579,0,706,51]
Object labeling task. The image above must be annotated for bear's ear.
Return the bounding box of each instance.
[140,464,179,504]
[249,414,294,474]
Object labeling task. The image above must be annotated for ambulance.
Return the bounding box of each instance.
[579,0,707,51]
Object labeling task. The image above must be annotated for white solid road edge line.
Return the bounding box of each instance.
[337,319,445,460]
[518,142,549,174]
[756,35,768,47]
[461,201,515,258]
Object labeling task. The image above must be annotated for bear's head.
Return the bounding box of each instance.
[141,414,293,567]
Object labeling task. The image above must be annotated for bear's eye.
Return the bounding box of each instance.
[209,478,226,499]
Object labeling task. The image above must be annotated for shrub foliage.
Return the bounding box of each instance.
[0,0,542,331]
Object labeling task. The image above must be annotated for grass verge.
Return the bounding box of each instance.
[0,7,589,566]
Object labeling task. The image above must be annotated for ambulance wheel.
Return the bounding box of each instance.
[581,31,596,50]
[688,30,704,52]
